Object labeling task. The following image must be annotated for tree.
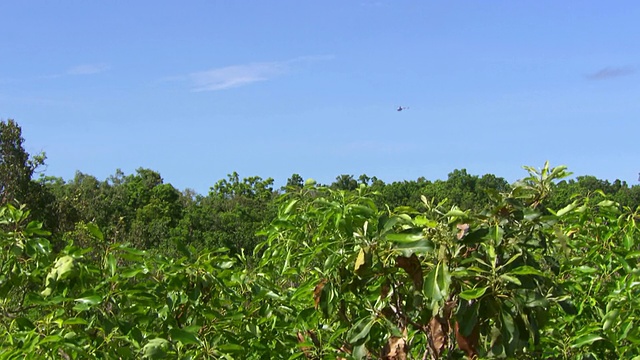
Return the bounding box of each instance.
[283,173,304,191]
[0,119,44,206]
[331,174,358,191]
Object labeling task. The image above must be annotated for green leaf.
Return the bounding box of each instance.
[86,223,104,241]
[14,317,35,330]
[386,232,425,242]
[445,209,467,218]
[556,202,578,217]
[352,343,368,360]
[106,253,117,277]
[508,266,545,277]
[217,343,244,352]
[499,274,521,285]
[571,333,604,348]
[597,200,616,208]
[74,295,102,305]
[349,316,375,344]
[424,261,451,302]
[393,239,433,256]
[143,338,170,359]
[414,216,438,228]
[575,266,598,274]
[63,317,88,325]
[170,328,200,345]
[283,199,299,214]
[39,335,63,344]
[603,309,620,331]
[460,286,488,300]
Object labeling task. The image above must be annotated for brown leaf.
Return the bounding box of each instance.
[456,223,470,240]
[382,327,408,360]
[313,279,327,309]
[380,279,390,300]
[428,316,449,359]
[382,336,407,360]
[395,254,423,290]
[455,321,479,360]
[297,331,314,359]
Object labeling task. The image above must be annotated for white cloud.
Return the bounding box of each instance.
[66,63,110,75]
[187,55,334,92]
[189,62,285,92]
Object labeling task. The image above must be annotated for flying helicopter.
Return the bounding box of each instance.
[397,106,409,112]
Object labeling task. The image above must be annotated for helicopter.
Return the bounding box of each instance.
[397,106,409,112]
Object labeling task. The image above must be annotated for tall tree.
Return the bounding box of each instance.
[0,119,45,207]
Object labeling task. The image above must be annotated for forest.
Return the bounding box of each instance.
[1,118,640,359]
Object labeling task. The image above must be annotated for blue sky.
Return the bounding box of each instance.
[1,1,638,194]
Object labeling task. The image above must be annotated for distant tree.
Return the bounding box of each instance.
[204,173,277,253]
[0,119,44,206]
[283,173,304,191]
[331,174,358,191]
[381,179,429,210]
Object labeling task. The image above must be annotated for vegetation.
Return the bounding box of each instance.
[1,118,640,358]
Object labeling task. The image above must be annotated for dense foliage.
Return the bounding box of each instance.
[1,118,640,358]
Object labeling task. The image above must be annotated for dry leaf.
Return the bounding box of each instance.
[456,223,470,240]
[354,247,367,274]
[395,254,423,290]
[455,321,479,360]
[313,279,327,309]
[428,316,449,359]
[382,336,407,360]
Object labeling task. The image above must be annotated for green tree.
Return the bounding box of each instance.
[0,119,45,207]
[331,174,358,191]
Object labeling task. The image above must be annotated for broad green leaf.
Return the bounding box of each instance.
[499,274,521,285]
[508,266,545,277]
[424,266,443,302]
[39,335,63,344]
[603,309,620,331]
[556,202,578,217]
[217,343,244,352]
[75,295,102,305]
[445,209,466,218]
[63,317,88,325]
[170,328,200,345]
[386,232,425,242]
[575,266,598,274]
[106,253,117,277]
[86,223,104,241]
[497,253,522,271]
[218,261,234,269]
[121,267,145,278]
[352,343,368,360]
[571,333,604,348]
[425,261,451,302]
[14,317,35,330]
[283,199,299,214]
[597,200,616,208]
[460,286,488,300]
[414,216,438,228]
[349,316,375,344]
[393,239,434,256]
[143,338,170,359]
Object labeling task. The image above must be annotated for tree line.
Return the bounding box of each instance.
[1,118,639,257]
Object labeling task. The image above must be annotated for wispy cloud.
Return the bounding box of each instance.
[585,66,634,80]
[185,55,333,92]
[66,63,110,76]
